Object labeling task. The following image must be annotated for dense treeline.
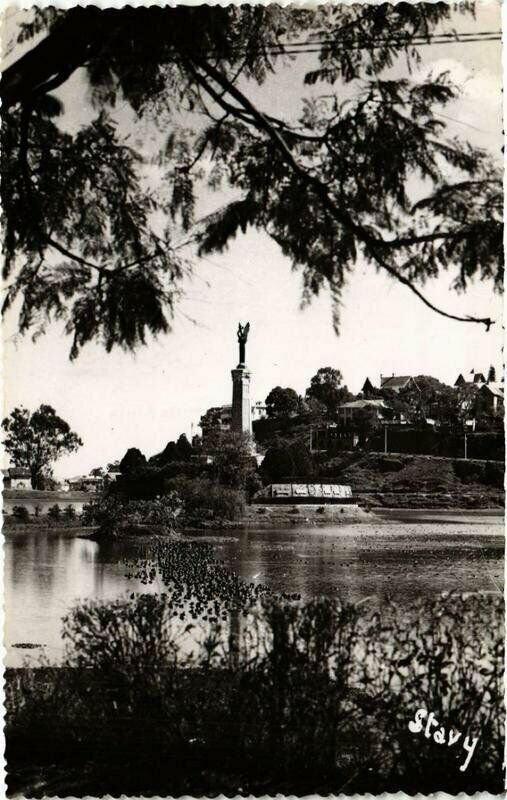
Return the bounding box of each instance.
[97,365,503,519]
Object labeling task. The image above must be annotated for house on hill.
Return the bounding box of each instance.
[337,398,389,424]
[65,474,103,493]
[380,374,420,393]
[454,371,486,388]
[361,374,419,397]
[479,382,504,415]
[3,467,31,490]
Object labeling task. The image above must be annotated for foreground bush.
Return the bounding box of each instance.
[11,505,29,522]
[47,503,61,520]
[82,492,181,534]
[165,476,246,522]
[6,592,504,796]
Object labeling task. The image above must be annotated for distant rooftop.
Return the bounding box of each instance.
[339,399,387,410]
[380,375,413,392]
[3,467,31,479]
[482,382,504,398]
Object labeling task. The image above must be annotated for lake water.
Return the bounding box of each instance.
[4,511,504,666]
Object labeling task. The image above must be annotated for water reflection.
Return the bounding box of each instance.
[4,517,504,666]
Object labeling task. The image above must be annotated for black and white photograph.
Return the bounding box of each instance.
[1,1,504,796]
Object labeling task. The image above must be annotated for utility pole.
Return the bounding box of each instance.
[464,431,468,460]
[384,424,388,454]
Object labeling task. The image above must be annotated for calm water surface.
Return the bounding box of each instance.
[4,511,504,666]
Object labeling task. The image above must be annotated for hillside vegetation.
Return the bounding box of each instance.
[321,454,504,509]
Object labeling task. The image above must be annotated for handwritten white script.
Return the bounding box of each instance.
[408,708,479,772]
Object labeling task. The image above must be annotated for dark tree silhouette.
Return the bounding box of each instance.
[176,434,193,461]
[265,387,300,418]
[119,447,147,476]
[2,5,501,358]
[306,367,351,414]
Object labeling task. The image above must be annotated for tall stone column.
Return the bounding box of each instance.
[231,366,252,435]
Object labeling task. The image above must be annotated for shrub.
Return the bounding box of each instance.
[63,504,77,521]
[47,504,61,520]
[11,505,29,522]
[390,459,456,492]
[62,594,181,674]
[5,594,504,796]
[166,477,245,521]
[83,493,182,533]
[484,460,504,489]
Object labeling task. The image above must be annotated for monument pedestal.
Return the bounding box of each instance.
[231,365,252,435]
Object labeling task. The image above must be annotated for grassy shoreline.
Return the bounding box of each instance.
[3,503,503,537]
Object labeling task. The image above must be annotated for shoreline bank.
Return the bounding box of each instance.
[3,505,503,536]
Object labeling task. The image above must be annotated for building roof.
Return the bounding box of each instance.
[481,382,504,399]
[380,375,413,392]
[456,372,486,387]
[339,399,387,410]
[68,474,103,483]
[3,467,31,479]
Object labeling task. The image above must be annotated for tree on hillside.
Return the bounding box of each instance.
[488,365,497,383]
[301,396,328,424]
[379,389,417,425]
[261,437,315,482]
[306,367,351,415]
[150,440,179,467]
[410,375,459,425]
[261,445,295,483]
[207,431,259,493]
[2,404,82,488]
[2,5,501,358]
[148,434,193,467]
[176,434,193,461]
[265,386,299,418]
[119,447,147,476]
[199,407,225,445]
[455,382,480,423]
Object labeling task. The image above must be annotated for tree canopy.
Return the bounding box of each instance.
[119,447,148,476]
[306,367,351,413]
[2,4,502,358]
[2,404,83,487]
[265,386,300,418]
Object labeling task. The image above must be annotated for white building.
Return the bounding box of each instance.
[3,467,32,490]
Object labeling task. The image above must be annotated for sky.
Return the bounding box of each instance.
[2,2,504,478]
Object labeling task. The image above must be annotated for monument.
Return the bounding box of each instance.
[231,322,252,435]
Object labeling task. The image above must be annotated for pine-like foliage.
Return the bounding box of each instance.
[1,3,502,356]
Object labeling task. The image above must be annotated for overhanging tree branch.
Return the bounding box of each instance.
[189,55,494,330]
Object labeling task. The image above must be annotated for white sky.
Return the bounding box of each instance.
[2,1,504,477]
